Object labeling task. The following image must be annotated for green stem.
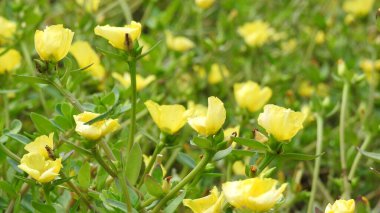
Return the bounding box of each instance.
[118,174,133,213]
[50,80,84,112]
[226,160,232,181]
[307,114,324,213]
[127,60,137,152]
[99,140,116,161]
[140,197,157,209]
[137,141,165,188]
[60,173,96,211]
[0,143,20,162]
[93,147,117,178]
[63,140,92,156]
[257,154,276,175]
[340,82,350,198]
[117,0,132,22]
[151,152,214,213]
[3,95,9,128]
[348,133,372,180]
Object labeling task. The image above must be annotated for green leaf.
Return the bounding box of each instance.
[177,152,196,168]
[144,175,164,197]
[0,180,17,198]
[359,149,380,161]
[5,133,31,145]
[13,75,50,84]
[30,112,56,134]
[78,162,91,188]
[191,136,212,149]
[151,164,164,183]
[32,201,56,213]
[9,120,22,134]
[279,152,324,161]
[14,175,36,185]
[231,149,257,157]
[163,190,186,213]
[137,40,162,60]
[213,146,233,161]
[125,142,142,185]
[232,137,269,152]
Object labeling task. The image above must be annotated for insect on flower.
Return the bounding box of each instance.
[45,145,56,160]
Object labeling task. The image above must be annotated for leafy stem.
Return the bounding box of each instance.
[307,114,324,213]
[127,59,137,152]
[49,79,84,112]
[340,82,350,198]
[151,151,214,213]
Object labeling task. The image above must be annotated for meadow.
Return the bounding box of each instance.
[0,0,380,212]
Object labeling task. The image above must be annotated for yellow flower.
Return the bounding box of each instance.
[208,64,230,84]
[70,41,105,79]
[325,199,355,213]
[76,0,100,12]
[315,31,325,44]
[187,101,208,118]
[145,100,188,135]
[166,31,194,52]
[234,81,272,112]
[34,25,74,62]
[222,177,287,212]
[24,133,54,159]
[188,96,226,136]
[238,20,273,47]
[183,186,224,213]
[343,0,374,17]
[94,21,142,50]
[360,59,379,85]
[0,48,21,74]
[193,65,206,79]
[281,39,297,54]
[112,72,155,91]
[195,0,215,9]
[224,125,240,142]
[0,16,16,45]
[232,161,246,176]
[18,153,62,183]
[74,111,120,140]
[258,104,305,141]
[298,81,315,98]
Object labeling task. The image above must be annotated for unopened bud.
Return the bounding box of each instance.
[337,59,346,76]
[162,176,172,193]
[252,129,268,143]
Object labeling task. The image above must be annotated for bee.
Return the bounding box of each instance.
[45,145,56,160]
[125,33,133,50]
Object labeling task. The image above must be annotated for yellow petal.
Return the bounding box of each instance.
[24,133,54,159]
[183,186,224,213]
[94,22,142,50]
[195,0,215,9]
[208,64,230,85]
[76,0,100,12]
[234,81,272,112]
[258,104,305,141]
[34,25,74,62]
[74,111,120,140]
[237,20,273,47]
[325,199,355,213]
[166,31,194,52]
[145,100,188,134]
[0,16,17,45]
[0,48,21,74]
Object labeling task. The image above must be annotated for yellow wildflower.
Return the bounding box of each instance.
[258,104,305,141]
[188,96,226,136]
[187,101,208,118]
[183,186,224,213]
[222,177,287,212]
[232,161,246,176]
[112,72,155,91]
[0,16,16,44]
[237,20,273,47]
[281,39,297,54]
[343,0,374,17]
[315,31,325,44]
[76,0,100,12]
[145,100,188,135]
[34,25,74,62]
[234,81,272,112]
[208,64,229,85]
[94,21,142,50]
[195,0,215,9]
[360,59,379,85]
[18,153,62,183]
[24,133,54,159]
[0,48,21,74]
[70,41,105,79]
[74,111,120,140]
[166,31,194,52]
[325,199,355,213]
[298,81,314,98]
[193,65,206,79]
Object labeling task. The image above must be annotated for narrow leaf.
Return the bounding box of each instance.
[232,137,269,152]
[125,142,142,185]
[279,152,324,161]
[30,112,56,134]
[13,75,50,84]
[358,149,380,161]
[78,162,91,188]
[177,152,196,168]
[144,175,164,197]
[163,190,186,213]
